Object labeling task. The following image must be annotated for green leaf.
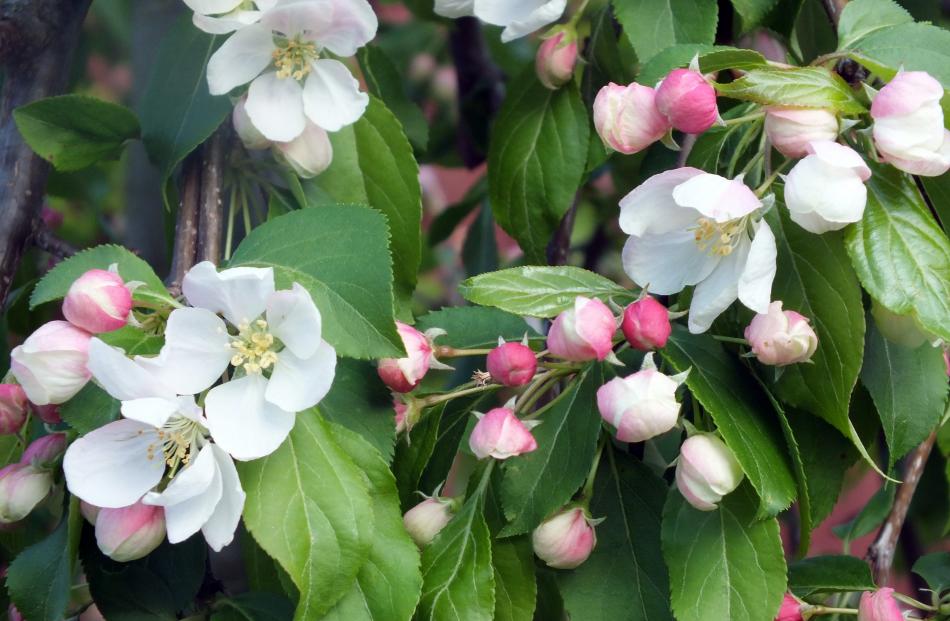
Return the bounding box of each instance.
[139,15,231,189]
[661,328,797,517]
[662,485,787,621]
[212,593,295,621]
[920,173,950,237]
[357,46,428,152]
[832,483,895,543]
[30,244,167,309]
[491,536,537,621]
[765,200,867,450]
[637,46,767,88]
[60,383,120,435]
[845,162,950,342]
[848,22,950,88]
[861,317,948,468]
[788,555,875,598]
[13,95,139,171]
[836,0,913,50]
[558,449,672,621]
[714,67,866,114]
[98,325,164,356]
[459,266,633,318]
[321,424,422,621]
[307,97,422,300]
[319,359,397,461]
[913,552,950,597]
[463,205,499,277]
[238,414,375,620]
[499,367,604,536]
[731,0,780,31]
[81,531,207,620]
[228,205,403,359]
[415,306,538,350]
[612,0,718,63]
[417,470,495,621]
[488,72,589,263]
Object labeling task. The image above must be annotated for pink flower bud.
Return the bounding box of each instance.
[597,369,681,443]
[377,322,434,393]
[764,107,839,158]
[233,97,271,150]
[783,141,870,234]
[8,605,23,621]
[32,404,62,425]
[536,32,578,90]
[487,341,537,387]
[79,604,105,621]
[548,297,616,361]
[95,501,166,562]
[872,71,950,177]
[744,301,818,366]
[22,433,67,467]
[593,82,670,155]
[273,122,333,179]
[675,434,744,511]
[621,296,671,351]
[532,507,596,569]
[62,269,132,334]
[394,399,408,434]
[0,385,28,435]
[40,206,64,229]
[775,594,803,621]
[10,320,92,405]
[858,588,904,621]
[469,407,538,460]
[655,68,718,134]
[81,500,101,525]
[403,497,454,547]
[0,463,53,523]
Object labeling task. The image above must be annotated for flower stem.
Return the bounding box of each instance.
[418,383,499,408]
[580,435,606,500]
[435,346,492,358]
[712,335,750,346]
[754,159,792,197]
[804,606,858,617]
[518,370,570,416]
[721,111,765,126]
[893,592,937,612]
[809,51,848,67]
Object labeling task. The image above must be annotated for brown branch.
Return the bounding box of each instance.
[546,199,578,267]
[0,0,93,305]
[197,124,230,265]
[166,151,202,297]
[866,431,938,585]
[33,228,76,260]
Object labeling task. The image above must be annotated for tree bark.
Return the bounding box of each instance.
[0,0,93,304]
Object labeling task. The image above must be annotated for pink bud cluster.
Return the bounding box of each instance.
[745,301,818,366]
[0,433,66,524]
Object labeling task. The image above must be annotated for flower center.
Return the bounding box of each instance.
[273,38,318,81]
[145,416,204,475]
[229,319,279,374]
[692,217,748,257]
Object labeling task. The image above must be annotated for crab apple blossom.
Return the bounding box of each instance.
[597,358,684,443]
[548,297,616,361]
[403,496,455,547]
[871,71,950,176]
[0,385,27,435]
[783,141,870,234]
[655,68,718,134]
[858,588,904,621]
[593,82,670,155]
[185,0,274,34]
[434,0,567,42]
[775,594,803,621]
[234,97,334,178]
[764,107,839,158]
[206,0,377,142]
[536,31,577,90]
[378,322,439,393]
[0,463,52,523]
[486,338,537,387]
[11,320,92,405]
[469,407,538,460]
[95,501,166,562]
[619,168,776,334]
[675,433,744,511]
[745,301,818,366]
[532,506,597,569]
[621,296,672,351]
[62,268,132,334]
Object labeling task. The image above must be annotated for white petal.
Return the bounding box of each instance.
[737,220,777,315]
[182,0,242,16]
[622,230,719,295]
[498,0,567,42]
[258,0,333,35]
[136,307,232,395]
[255,0,277,9]
[201,445,246,551]
[687,241,750,334]
[63,419,164,508]
[206,24,274,96]
[245,72,308,142]
[192,10,262,35]
[672,173,761,222]
[121,398,180,428]
[618,168,704,237]
[144,445,222,544]
[435,0,475,18]
[87,338,174,401]
[266,283,322,358]
[205,374,296,460]
[182,261,275,326]
[317,0,378,56]
[266,340,336,412]
[302,59,369,132]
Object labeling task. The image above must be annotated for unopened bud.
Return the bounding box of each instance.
[744,301,818,366]
[675,433,743,511]
[378,322,434,393]
[593,82,670,155]
[11,321,92,405]
[548,297,616,361]
[764,107,838,158]
[81,500,101,525]
[62,269,132,334]
[858,588,904,621]
[775,593,803,621]
[403,497,454,547]
[487,340,537,387]
[597,367,681,443]
[96,501,166,562]
[33,404,62,425]
[469,407,538,460]
[0,385,28,435]
[273,123,333,179]
[233,97,271,150]
[532,506,596,569]
[536,31,578,90]
[8,605,23,621]
[655,68,718,134]
[872,71,950,177]
[621,296,671,351]
[22,433,67,467]
[783,141,869,234]
[0,463,53,523]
